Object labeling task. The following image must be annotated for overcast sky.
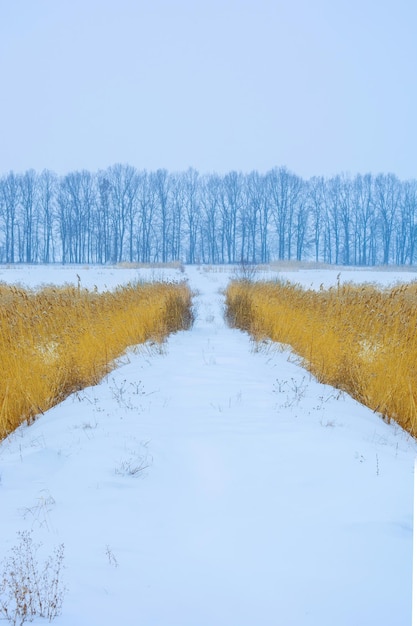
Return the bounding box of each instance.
[0,0,416,179]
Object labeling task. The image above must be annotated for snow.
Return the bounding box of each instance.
[259,264,417,290]
[0,264,416,625]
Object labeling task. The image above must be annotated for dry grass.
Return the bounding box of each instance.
[268,260,417,272]
[0,280,192,440]
[226,278,417,436]
[115,261,185,270]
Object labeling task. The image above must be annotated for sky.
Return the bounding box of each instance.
[0,0,416,179]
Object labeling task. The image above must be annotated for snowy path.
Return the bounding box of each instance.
[0,266,416,625]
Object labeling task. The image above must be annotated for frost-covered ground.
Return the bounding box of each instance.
[0,264,416,625]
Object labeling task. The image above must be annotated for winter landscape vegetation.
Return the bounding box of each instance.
[0,257,416,625]
[0,166,416,267]
[2,0,416,622]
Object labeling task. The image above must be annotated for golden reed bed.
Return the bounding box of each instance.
[0,281,192,439]
[226,278,417,437]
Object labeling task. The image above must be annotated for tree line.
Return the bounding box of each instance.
[0,164,416,266]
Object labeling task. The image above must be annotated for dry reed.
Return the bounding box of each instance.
[0,280,192,440]
[226,278,417,436]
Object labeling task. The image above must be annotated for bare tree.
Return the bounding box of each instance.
[105,164,139,262]
[18,170,39,263]
[219,171,243,263]
[307,176,326,263]
[267,167,303,260]
[154,169,171,263]
[183,168,201,264]
[352,174,375,265]
[374,173,400,264]
[200,174,221,263]
[1,172,19,262]
[39,170,58,263]
[396,179,417,265]
[58,170,96,263]
[137,171,158,262]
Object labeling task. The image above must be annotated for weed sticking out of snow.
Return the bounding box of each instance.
[272,376,309,409]
[104,545,119,569]
[19,490,56,532]
[0,531,66,625]
[114,441,153,478]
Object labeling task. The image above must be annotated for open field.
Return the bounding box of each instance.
[0,277,192,440]
[226,277,417,438]
[0,264,416,626]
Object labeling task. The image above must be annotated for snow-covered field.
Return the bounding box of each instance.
[0,264,416,625]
